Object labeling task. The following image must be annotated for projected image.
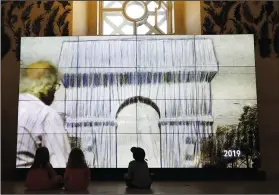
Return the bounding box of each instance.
[17,35,259,168]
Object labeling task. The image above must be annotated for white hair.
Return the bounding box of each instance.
[19,62,60,98]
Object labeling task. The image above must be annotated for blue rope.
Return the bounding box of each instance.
[62,71,213,88]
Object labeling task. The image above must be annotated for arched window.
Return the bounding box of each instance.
[98,1,174,35]
[76,1,201,35]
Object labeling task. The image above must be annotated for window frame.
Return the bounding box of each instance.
[87,1,188,36]
[97,1,174,35]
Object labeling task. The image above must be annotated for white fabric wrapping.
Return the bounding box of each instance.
[57,36,218,168]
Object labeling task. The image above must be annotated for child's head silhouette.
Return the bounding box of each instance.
[131,147,147,162]
[67,148,87,168]
[31,147,50,168]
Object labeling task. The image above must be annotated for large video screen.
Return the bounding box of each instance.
[17,35,259,168]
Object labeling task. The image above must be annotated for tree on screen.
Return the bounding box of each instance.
[237,105,260,168]
[200,104,259,168]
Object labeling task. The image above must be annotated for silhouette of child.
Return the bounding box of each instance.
[25,147,63,190]
[124,147,152,189]
[64,148,91,191]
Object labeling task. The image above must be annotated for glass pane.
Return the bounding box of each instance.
[103,21,114,35]
[103,1,123,8]
[147,1,158,12]
[122,25,134,34]
[159,21,167,34]
[125,1,146,20]
[157,7,167,33]
[106,16,124,26]
[137,24,150,35]
[147,15,155,26]
[103,12,135,35]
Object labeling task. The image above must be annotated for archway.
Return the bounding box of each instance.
[116,96,161,167]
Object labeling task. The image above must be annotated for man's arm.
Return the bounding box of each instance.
[16,127,38,167]
[43,111,71,168]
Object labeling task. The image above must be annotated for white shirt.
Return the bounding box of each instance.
[17,93,71,168]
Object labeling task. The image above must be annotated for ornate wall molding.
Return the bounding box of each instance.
[1,1,73,61]
[201,1,279,58]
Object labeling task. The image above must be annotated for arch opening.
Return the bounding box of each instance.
[116,96,161,168]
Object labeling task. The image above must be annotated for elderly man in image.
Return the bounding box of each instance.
[17,61,71,168]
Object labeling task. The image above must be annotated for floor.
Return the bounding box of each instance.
[2,181,279,194]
